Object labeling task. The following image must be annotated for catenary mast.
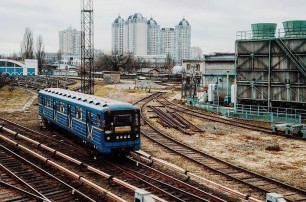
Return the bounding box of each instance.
[81,0,94,94]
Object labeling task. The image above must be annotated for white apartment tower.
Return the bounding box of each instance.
[111,14,191,63]
[175,18,191,62]
[112,16,125,54]
[160,28,176,60]
[59,27,81,55]
[124,13,147,55]
[147,17,160,55]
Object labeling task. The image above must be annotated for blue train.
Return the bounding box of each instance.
[38,88,141,154]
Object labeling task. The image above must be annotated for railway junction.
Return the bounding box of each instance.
[0,78,305,202]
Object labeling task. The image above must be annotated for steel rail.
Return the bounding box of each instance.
[125,156,226,202]
[138,92,306,202]
[0,125,166,202]
[0,144,95,202]
[0,134,127,202]
[0,181,46,201]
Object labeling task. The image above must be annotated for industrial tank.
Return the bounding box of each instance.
[251,23,277,39]
[283,20,306,38]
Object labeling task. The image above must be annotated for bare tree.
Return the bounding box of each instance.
[100,52,134,71]
[94,52,104,71]
[57,50,62,67]
[164,53,174,72]
[21,27,34,60]
[36,35,45,74]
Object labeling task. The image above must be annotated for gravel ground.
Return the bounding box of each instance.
[1,84,305,201]
[143,94,306,191]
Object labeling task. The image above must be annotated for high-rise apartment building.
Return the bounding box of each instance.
[59,27,81,55]
[112,16,125,54]
[175,18,191,62]
[125,13,147,55]
[111,14,191,63]
[147,17,160,55]
[160,28,176,60]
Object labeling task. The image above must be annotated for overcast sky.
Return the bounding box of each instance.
[0,0,305,55]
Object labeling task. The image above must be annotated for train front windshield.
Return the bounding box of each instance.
[104,110,140,141]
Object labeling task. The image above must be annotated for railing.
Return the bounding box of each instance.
[188,98,302,124]
[237,27,306,40]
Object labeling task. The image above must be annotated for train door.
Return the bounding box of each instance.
[86,110,93,140]
[53,99,58,122]
[41,96,45,116]
[67,104,72,129]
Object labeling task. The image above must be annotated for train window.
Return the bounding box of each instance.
[115,115,132,127]
[47,98,51,107]
[60,102,65,113]
[97,114,101,127]
[54,101,58,111]
[76,107,82,119]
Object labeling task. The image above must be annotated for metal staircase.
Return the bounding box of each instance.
[276,38,306,78]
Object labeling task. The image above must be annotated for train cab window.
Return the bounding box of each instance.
[134,113,139,126]
[60,102,65,113]
[76,107,82,120]
[97,114,101,127]
[115,115,132,126]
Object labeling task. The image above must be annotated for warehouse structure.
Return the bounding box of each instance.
[236,20,306,114]
[0,59,38,76]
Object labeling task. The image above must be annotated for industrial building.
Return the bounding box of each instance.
[0,59,38,76]
[236,20,306,114]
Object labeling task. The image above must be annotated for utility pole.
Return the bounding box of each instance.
[81,0,94,94]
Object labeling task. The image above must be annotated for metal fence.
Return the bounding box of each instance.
[187,98,302,124]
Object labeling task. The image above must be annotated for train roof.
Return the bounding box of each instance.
[39,88,138,111]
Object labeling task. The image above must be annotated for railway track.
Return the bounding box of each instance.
[0,117,91,158]
[0,143,94,202]
[135,92,306,202]
[100,156,227,202]
[0,117,228,201]
[157,97,273,134]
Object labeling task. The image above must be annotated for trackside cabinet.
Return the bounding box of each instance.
[266,193,286,202]
[134,189,154,202]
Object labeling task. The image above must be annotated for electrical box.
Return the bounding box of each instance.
[231,84,237,104]
[135,189,154,202]
[266,193,286,202]
[208,84,218,102]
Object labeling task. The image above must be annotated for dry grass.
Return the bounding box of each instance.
[0,86,33,110]
[68,80,81,90]
[142,98,306,191]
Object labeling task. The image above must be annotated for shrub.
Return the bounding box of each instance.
[265,143,282,151]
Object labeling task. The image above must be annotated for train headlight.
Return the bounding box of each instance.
[107,137,110,140]
[116,136,119,140]
[124,135,127,139]
[120,136,123,139]
[136,134,139,138]
[128,135,130,138]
